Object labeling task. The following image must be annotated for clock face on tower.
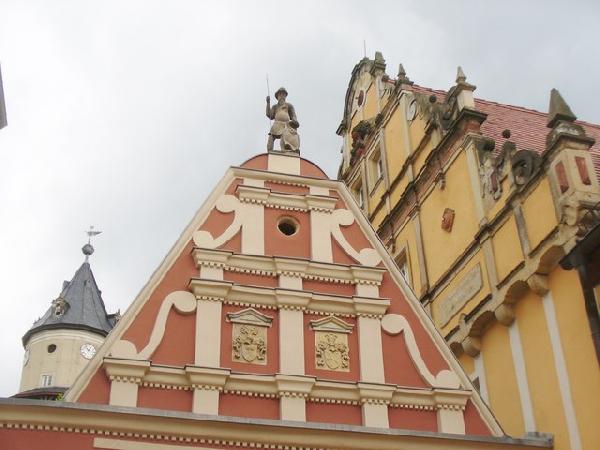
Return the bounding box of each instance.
[80,343,96,360]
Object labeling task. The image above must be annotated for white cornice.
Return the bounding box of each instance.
[102,359,471,411]
[236,184,338,212]
[188,278,390,317]
[192,248,385,286]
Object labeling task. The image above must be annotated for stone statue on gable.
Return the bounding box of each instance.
[266,87,300,153]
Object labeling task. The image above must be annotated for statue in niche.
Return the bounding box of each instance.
[266,87,300,153]
[480,156,502,200]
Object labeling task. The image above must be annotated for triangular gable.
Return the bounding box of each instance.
[66,153,501,437]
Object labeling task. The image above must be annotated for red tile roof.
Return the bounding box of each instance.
[405,83,600,180]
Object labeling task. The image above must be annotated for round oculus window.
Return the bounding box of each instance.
[277,217,299,236]
[47,344,57,353]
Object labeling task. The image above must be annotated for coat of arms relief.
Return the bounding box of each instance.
[315,332,349,371]
[227,308,273,366]
[232,325,266,364]
[310,316,354,373]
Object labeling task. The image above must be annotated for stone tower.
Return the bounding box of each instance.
[17,242,116,399]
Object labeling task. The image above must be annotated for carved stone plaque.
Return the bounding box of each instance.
[315,331,349,372]
[437,264,482,327]
[232,324,267,365]
[227,308,273,366]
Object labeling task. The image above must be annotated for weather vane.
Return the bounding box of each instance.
[82,225,102,262]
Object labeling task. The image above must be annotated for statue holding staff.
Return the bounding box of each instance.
[266,87,300,153]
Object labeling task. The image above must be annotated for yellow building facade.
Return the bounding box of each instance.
[337,53,600,450]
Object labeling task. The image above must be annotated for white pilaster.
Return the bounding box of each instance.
[362,402,389,428]
[437,408,466,434]
[508,321,536,432]
[192,388,220,415]
[108,379,139,407]
[542,291,582,450]
[310,210,333,263]
[279,308,305,375]
[195,300,222,367]
[278,275,305,375]
[241,203,264,255]
[358,315,385,383]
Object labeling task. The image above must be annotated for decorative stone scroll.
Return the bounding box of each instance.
[227,308,273,366]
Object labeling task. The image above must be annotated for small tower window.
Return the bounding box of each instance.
[47,344,57,353]
[41,374,53,387]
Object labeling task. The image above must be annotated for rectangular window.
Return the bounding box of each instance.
[41,374,53,387]
[376,157,384,181]
[368,151,384,193]
[395,251,411,286]
[352,179,365,209]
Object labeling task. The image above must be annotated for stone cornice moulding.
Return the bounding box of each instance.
[101,360,472,412]
[188,278,390,317]
[226,307,274,327]
[0,399,553,450]
[192,247,385,285]
[310,315,355,333]
[237,184,339,213]
[185,366,230,390]
[275,374,316,396]
[104,358,150,384]
[448,236,573,350]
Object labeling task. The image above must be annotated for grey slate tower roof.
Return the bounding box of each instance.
[22,257,114,346]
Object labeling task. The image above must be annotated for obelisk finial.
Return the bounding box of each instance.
[547,88,576,128]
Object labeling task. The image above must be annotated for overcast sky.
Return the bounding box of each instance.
[0,0,599,397]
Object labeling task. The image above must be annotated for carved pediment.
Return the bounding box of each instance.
[310,315,354,334]
[226,308,273,328]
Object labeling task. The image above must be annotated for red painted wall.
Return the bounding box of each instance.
[388,407,438,432]
[306,402,362,426]
[0,429,96,449]
[218,393,279,420]
[464,400,493,436]
[137,387,193,412]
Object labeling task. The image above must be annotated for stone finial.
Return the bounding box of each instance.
[370,51,386,75]
[398,63,406,79]
[547,88,577,128]
[456,66,467,84]
[395,63,412,87]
